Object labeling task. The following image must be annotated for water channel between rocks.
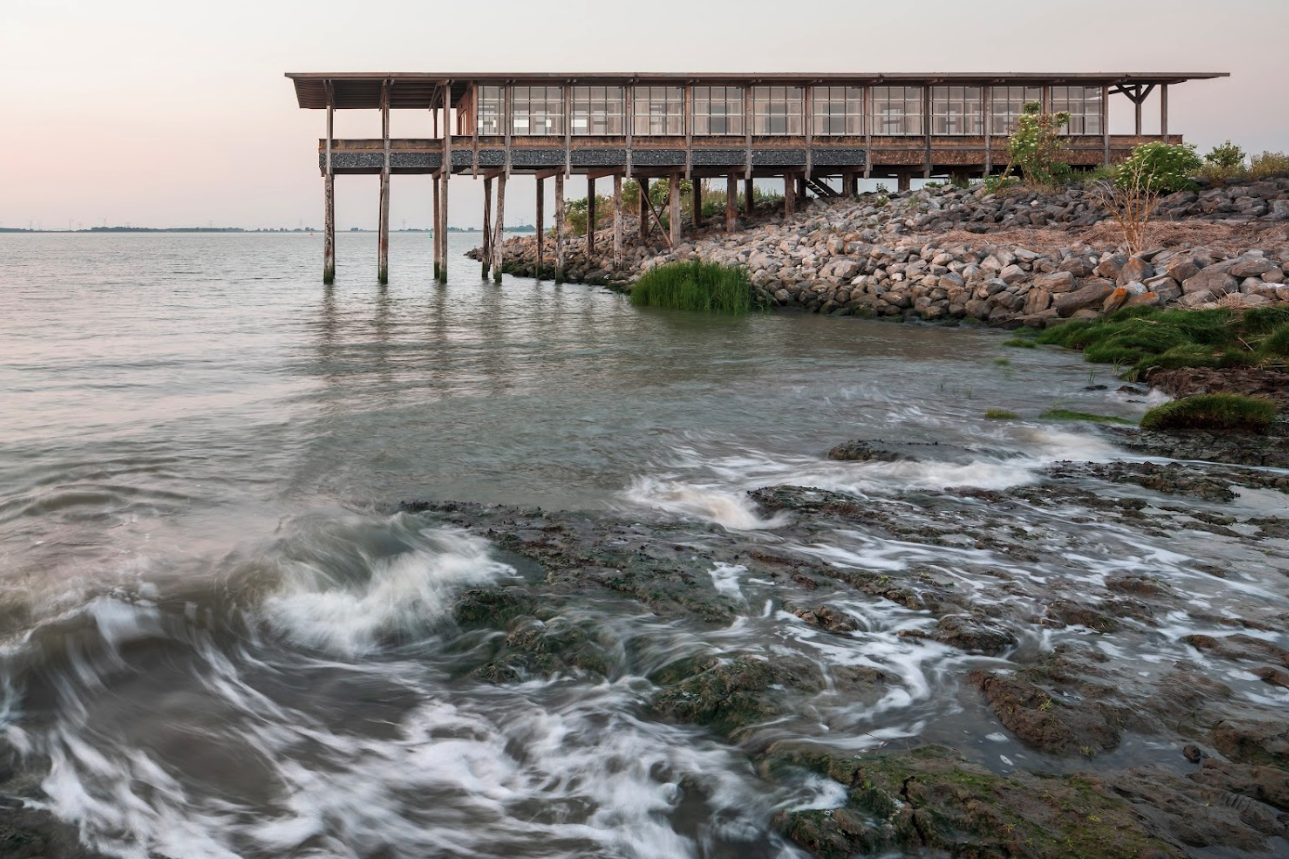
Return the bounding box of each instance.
[1,232,1285,858]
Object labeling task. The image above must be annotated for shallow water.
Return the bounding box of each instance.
[1,231,1285,858]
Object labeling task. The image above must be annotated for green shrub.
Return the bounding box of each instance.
[1205,140,1246,169]
[985,409,1019,420]
[629,260,759,313]
[1248,151,1289,180]
[1003,337,1037,348]
[1040,409,1135,426]
[1116,142,1203,193]
[1140,394,1278,433]
[1006,102,1072,187]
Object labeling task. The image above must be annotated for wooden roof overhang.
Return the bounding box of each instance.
[287,72,1229,109]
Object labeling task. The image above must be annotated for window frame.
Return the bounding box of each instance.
[633,85,684,136]
[811,85,863,136]
[752,85,804,136]
[870,86,923,136]
[692,85,746,136]
[931,85,983,136]
[571,85,625,136]
[511,85,565,137]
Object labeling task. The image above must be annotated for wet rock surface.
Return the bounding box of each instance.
[390,438,1289,858]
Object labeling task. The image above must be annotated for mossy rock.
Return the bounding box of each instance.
[650,654,823,737]
[452,587,537,628]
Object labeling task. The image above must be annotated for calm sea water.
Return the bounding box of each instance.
[1,231,1274,858]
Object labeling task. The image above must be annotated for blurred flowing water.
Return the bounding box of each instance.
[0,231,1280,858]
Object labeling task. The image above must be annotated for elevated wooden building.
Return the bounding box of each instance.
[286,71,1227,283]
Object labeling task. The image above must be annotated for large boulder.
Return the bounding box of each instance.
[1230,257,1275,278]
[1183,269,1239,296]
[1118,257,1155,285]
[1034,271,1077,293]
[1054,280,1115,317]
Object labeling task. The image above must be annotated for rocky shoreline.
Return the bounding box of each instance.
[478,177,1289,328]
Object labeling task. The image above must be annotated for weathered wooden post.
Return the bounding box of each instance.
[638,177,650,242]
[481,176,493,278]
[439,80,452,284]
[378,80,391,285]
[491,173,506,283]
[433,174,441,279]
[726,175,737,231]
[744,178,754,216]
[669,172,681,247]
[1160,83,1169,140]
[555,172,566,283]
[691,178,702,228]
[324,98,335,284]
[612,173,623,270]
[587,176,596,259]
[783,172,795,218]
[536,176,545,279]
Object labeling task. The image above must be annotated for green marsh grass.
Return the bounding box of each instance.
[985,409,1019,420]
[1140,394,1278,433]
[629,261,760,313]
[1040,409,1135,426]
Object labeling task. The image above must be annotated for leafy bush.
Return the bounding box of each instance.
[1005,102,1072,187]
[1115,142,1203,194]
[1140,394,1278,433]
[1204,140,1246,169]
[629,261,760,313]
[1248,151,1289,180]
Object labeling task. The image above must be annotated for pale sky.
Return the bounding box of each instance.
[2,0,1285,230]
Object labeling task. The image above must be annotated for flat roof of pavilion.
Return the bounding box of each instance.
[286,72,1230,110]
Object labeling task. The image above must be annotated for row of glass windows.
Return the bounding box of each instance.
[475,85,1104,137]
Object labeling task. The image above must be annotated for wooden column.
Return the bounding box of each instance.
[691,178,702,228]
[863,83,872,180]
[1102,85,1111,165]
[743,85,753,182]
[555,172,566,283]
[564,82,572,177]
[725,175,737,231]
[587,176,596,258]
[898,171,911,192]
[612,173,623,270]
[684,83,693,180]
[1160,83,1169,140]
[744,177,754,214]
[535,177,545,279]
[783,172,795,217]
[432,174,441,278]
[471,83,479,176]
[1134,86,1143,136]
[923,85,932,179]
[625,84,634,179]
[491,173,505,283]
[638,177,650,241]
[804,85,813,184]
[440,79,452,284]
[323,102,335,284]
[481,176,493,278]
[668,172,681,247]
[378,80,390,285]
[503,84,512,177]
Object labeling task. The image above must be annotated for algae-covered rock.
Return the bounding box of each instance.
[650,654,823,738]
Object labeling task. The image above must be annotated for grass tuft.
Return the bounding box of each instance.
[1140,394,1278,433]
[629,261,760,313]
[985,409,1019,420]
[1040,409,1136,425]
[1003,338,1037,349]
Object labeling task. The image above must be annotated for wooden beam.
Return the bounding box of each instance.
[640,182,672,249]
[1160,83,1169,139]
[536,176,545,280]
[582,167,625,181]
[612,173,623,270]
[587,176,596,258]
[555,172,566,283]
[491,173,506,283]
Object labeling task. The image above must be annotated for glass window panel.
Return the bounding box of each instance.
[571,85,623,135]
[693,85,744,135]
[753,85,803,135]
[871,86,922,136]
[633,86,683,135]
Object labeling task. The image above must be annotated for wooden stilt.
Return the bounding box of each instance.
[378,81,390,285]
[744,178,754,215]
[587,176,596,259]
[638,177,650,242]
[555,172,566,284]
[691,178,702,228]
[433,174,441,279]
[668,173,681,247]
[1160,83,1169,140]
[481,176,493,279]
[536,177,545,280]
[612,174,623,270]
[725,175,737,231]
[324,103,335,284]
[440,80,452,284]
[491,173,506,283]
[783,173,795,218]
[898,171,911,192]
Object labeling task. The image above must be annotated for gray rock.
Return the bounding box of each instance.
[1118,258,1154,285]
[1179,289,1215,308]
[1034,271,1077,293]
[1182,269,1239,296]
[1054,281,1115,317]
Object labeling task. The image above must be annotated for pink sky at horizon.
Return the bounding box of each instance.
[2,0,1285,231]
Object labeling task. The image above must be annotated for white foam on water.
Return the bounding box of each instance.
[708,563,747,603]
[621,477,791,530]
[260,525,516,656]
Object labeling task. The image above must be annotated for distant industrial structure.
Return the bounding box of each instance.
[287,71,1227,284]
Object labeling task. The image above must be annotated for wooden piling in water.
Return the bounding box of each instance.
[491,173,506,283]
[612,174,622,270]
[378,82,391,285]
[555,172,566,284]
[535,177,544,280]
[481,176,493,279]
[433,174,441,279]
[324,103,335,284]
[440,80,452,284]
[725,175,737,231]
[587,176,596,259]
